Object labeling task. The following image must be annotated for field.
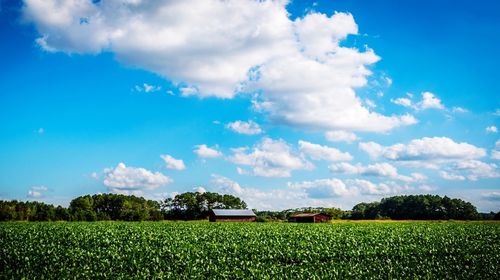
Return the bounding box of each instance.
[1,221,499,279]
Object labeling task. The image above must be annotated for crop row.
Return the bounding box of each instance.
[1,222,499,279]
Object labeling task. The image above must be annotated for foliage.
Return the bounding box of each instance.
[1,221,499,279]
[69,194,162,221]
[0,194,163,222]
[161,192,247,220]
[351,195,479,220]
[0,200,62,221]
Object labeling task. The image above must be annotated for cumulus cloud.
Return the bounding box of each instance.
[492,140,500,160]
[194,186,206,193]
[193,144,222,158]
[288,178,352,198]
[103,163,172,195]
[391,97,413,108]
[486,126,498,133]
[451,160,499,181]
[23,0,415,133]
[210,174,416,210]
[482,192,500,201]
[134,83,161,93]
[211,174,244,194]
[227,138,313,177]
[226,120,262,135]
[160,154,186,170]
[359,137,486,165]
[418,92,444,110]
[439,171,466,181]
[27,186,48,198]
[298,140,352,161]
[325,130,358,143]
[391,92,445,111]
[452,107,468,113]
[289,178,411,197]
[359,137,493,180]
[210,174,309,210]
[329,162,425,182]
[491,150,500,160]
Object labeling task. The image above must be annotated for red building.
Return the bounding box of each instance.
[209,209,256,222]
[288,213,330,223]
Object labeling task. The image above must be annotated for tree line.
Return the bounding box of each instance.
[1,193,499,222]
[0,192,247,222]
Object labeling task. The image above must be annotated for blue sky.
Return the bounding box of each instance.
[0,0,499,211]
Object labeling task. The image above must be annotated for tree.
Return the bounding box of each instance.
[351,195,479,220]
[161,191,247,220]
[495,211,500,220]
[68,193,163,221]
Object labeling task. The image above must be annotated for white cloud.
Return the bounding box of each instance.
[209,175,417,210]
[391,97,413,108]
[325,130,358,143]
[226,120,262,135]
[289,178,410,197]
[492,150,500,160]
[418,92,444,110]
[364,99,376,108]
[24,1,415,133]
[103,163,172,195]
[451,160,499,181]
[418,185,436,192]
[288,178,353,198]
[439,171,465,181]
[160,154,186,170]
[391,92,445,111]
[329,162,425,182]
[193,144,222,158]
[346,179,393,195]
[27,185,48,198]
[492,140,500,160]
[180,86,198,97]
[211,174,308,210]
[486,126,498,133]
[298,140,352,161]
[482,192,500,201]
[211,174,243,194]
[23,0,293,98]
[194,186,206,193]
[384,77,393,86]
[359,137,486,164]
[134,83,161,93]
[452,107,468,113]
[228,138,313,177]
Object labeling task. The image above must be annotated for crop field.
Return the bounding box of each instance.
[1,221,499,279]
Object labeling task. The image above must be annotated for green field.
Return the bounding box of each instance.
[1,221,499,279]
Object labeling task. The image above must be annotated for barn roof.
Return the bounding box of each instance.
[289,213,327,218]
[211,209,256,217]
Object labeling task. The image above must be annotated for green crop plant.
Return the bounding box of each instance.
[1,222,499,279]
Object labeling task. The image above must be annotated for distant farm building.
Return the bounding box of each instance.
[288,213,330,223]
[209,209,256,222]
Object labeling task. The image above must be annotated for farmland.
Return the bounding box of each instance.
[1,222,499,279]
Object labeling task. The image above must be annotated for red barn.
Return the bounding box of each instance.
[288,213,330,223]
[209,209,256,222]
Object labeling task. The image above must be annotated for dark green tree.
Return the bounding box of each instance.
[161,191,247,220]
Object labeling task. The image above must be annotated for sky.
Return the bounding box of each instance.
[0,0,499,212]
